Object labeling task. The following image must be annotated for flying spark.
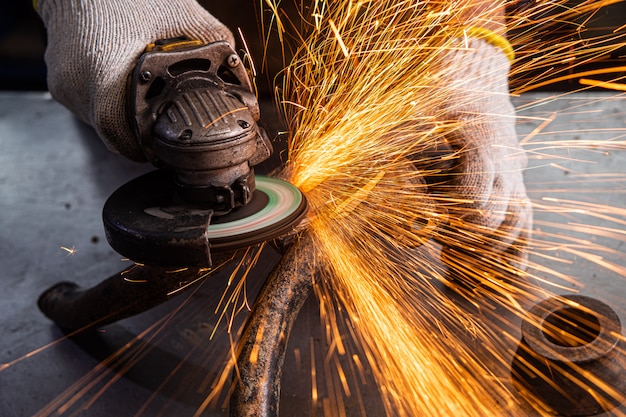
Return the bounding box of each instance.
[268,0,626,415]
[7,1,626,416]
[60,245,77,256]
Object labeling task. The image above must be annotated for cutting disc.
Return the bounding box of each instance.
[103,169,307,267]
[208,176,306,249]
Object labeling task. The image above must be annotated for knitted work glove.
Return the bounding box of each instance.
[424,37,532,275]
[36,0,235,161]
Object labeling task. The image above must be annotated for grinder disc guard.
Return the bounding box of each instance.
[103,170,307,267]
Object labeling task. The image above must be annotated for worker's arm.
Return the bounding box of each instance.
[422,1,532,274]
[35,0,234,161]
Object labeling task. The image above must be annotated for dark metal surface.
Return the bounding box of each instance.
[512,295,626,416]
[0,92,386,417]
[3,93,626,416]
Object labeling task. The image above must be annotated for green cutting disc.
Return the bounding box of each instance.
[103,169,308,267]
[207,176,307,249]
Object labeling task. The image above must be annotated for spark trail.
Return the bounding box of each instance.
[266,0,626,415]
[6,1,626,416]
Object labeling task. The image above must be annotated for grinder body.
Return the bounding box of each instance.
[129,39,272,210]
[102,40,307,267]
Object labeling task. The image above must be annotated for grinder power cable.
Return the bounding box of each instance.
[104,38,308,267]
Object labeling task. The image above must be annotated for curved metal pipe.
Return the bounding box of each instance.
[230,232,315,417]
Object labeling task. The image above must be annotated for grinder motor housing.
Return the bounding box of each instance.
[101,39,307,268]
[129,39,273,211]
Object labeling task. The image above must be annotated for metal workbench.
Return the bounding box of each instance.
[1,91,625,416]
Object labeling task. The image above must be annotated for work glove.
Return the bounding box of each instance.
[36,0,235,161]
[424,37,532,276]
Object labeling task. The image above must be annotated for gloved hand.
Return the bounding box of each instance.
[424,37,532,275]
[36,0,235,161]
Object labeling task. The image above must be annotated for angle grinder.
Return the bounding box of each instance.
[103,38,307,267]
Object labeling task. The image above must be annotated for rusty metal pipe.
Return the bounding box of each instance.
[230,232,315,417]
[37,249,242,332]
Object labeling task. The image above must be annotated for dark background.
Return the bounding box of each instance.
[0,2,47,91]
[2,1,626,93]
